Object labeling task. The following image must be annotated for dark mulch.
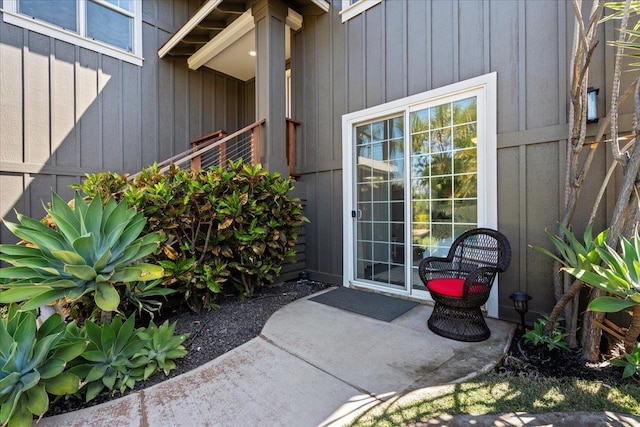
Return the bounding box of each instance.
[496,327,630,386]
[46,279,332,417]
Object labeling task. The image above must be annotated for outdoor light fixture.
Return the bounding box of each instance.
[509,291,532,331]
[587,87,599,123]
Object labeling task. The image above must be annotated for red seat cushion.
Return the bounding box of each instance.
[427,278,465,298]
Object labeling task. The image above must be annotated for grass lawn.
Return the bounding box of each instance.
[348,372,640,426]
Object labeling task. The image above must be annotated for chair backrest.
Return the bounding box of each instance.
[449,228,511,274]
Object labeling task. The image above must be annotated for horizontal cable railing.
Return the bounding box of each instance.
[129,119,265,180]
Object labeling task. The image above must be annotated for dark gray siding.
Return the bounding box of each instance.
[293,0,631,320]
[0,0,251,244]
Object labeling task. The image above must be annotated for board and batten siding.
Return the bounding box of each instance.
[292,0,633,321]
[0,0,251,245]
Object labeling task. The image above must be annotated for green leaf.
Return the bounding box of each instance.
[102,370,117,390]
[63,264,97,281]
[25,383,48,416]
[24,334,61,373]
[0,266,45,280]
[0,244,42,257]
[94,282,120,312]
[85,379,105,402]
[93,249,112,273]
[71,234,96,265]
[114,315,136,354]
[43,372,80,395]
[0,286,52,304]
[52,340,87,362]
[588,296,637,313]
[38,358,66,380]
[0,372,20,395]
[84,195,104,244]
[81,350,108,363]
[51,249,87,266]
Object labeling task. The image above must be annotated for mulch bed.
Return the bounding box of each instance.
[46,279,332,417]
[495,327,629,386]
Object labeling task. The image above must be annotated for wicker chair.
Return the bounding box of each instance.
[418,228,511,342]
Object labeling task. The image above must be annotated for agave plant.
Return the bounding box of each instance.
[136,320,188,378]
[67,315,148,402]
[565,232,640,313]
[564,231,640,353]
[0,191,163,312]
[0,305,85,427]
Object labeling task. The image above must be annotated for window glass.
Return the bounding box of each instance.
[87,0,133,52]
[19,0,77,32]
[410,96,478,261]
[104,0,132,12]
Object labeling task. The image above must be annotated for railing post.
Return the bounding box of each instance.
[219,142,227,166]
[191,140,201,171]
[251,125,260,165]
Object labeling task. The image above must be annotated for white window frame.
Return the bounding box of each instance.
[1,0,143,66]
[341,72,500,317]
[340,0,382,23]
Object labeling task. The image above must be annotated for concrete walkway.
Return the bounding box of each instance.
[38,288,516,427]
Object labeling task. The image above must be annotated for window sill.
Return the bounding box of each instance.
[340,0,382,23]
[2,10,143,66]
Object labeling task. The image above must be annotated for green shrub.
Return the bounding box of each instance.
[0,305,86,427]
[0,191,164,320]
[611,342,640,379]
[523,315,570,351]
[73,160,307,311]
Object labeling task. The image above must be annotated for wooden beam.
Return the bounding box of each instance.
[182,35,211,44]
[217,3,245,14]
[167,47,197,56]
[198,18,227,30]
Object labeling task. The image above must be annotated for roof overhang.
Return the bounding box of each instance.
[158,0,329,81]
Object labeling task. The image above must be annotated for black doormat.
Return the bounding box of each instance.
[309,287,419,322]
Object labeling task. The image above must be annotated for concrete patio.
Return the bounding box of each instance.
[38,288,514,426]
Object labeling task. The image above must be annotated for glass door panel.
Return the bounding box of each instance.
[354,115,404,289]
[410,96,479,291]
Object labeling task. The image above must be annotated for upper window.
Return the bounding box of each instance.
[340,0,382,23]
[2,0,142,65]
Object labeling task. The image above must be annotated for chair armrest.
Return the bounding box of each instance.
[418,256,458,283]
[462,266,502,298]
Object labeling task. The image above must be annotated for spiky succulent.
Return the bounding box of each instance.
[0,305,85,427]
[68,315,147,402]
[136,320,189,377]
[0,191,163,312]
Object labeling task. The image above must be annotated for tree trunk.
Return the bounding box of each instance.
[582,289,604,361]
[625,305,640,353]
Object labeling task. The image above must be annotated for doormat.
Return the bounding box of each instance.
[309,287,419,322]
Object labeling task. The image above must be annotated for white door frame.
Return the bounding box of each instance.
[341,72,499,317]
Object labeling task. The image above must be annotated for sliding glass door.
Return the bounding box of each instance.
[354,116,405,290]
[343,74,497,310]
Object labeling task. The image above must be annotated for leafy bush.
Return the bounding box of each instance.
[611,342,640,379]
[523,315,570,351]
[0,191,164,320]
[0,305,85,427]
[73,160,307,311]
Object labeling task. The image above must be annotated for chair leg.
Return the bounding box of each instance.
[427,302,490,342]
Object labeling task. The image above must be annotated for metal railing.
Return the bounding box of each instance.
[129,117,302,179]
[129,119,265,180]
